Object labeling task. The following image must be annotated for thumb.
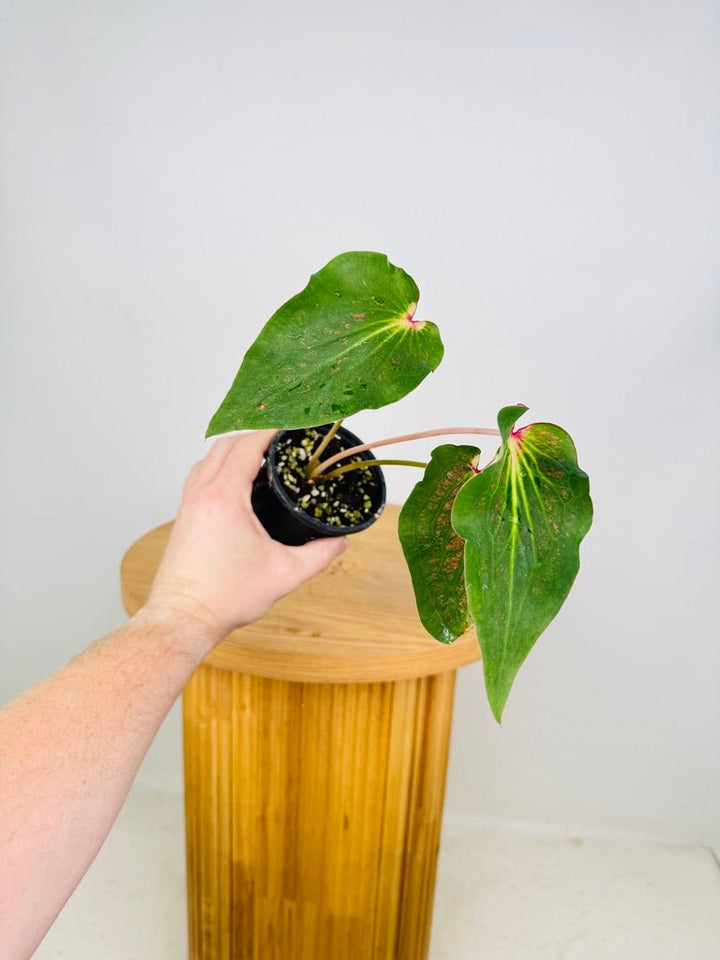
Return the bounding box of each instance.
[291,536,349,582]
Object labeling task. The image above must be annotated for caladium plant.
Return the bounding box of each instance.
[207,251,593,721]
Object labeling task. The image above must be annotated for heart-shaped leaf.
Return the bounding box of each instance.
[452,407,593,722]
[398,444,481,643]
[207,251,444,435]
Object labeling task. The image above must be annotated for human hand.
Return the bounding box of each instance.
[143,430,348,644]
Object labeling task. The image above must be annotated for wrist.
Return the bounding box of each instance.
[131,605,226,664]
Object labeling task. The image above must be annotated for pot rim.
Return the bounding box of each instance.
[265,425,386,536]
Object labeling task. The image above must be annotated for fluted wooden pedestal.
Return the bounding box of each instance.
[121,506,480,960]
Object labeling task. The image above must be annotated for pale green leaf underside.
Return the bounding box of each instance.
[398,445,480,643]
[452,407,593,722]
[207,251,444,435]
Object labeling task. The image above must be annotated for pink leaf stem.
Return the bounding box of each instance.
[312,426,501,477]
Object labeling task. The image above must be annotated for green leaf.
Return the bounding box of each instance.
[207,251,444,435]
[398,444,481,643]
[451,407,593,722]
[497,404,528,444]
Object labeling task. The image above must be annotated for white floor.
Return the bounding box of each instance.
[35,784,720,960]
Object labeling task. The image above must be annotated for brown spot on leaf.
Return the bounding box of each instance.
[444,554,461,576]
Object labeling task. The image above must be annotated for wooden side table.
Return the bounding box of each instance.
[121,505,480,960]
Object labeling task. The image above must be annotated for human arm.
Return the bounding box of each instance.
[0,430,347,960]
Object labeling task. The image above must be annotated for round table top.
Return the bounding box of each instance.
[120,504,481,683]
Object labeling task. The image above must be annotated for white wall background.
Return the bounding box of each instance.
[1,1,718,850]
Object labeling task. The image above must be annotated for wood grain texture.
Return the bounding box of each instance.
[120,506,475,960]
[183,664,456,960]
[121,505,481,683]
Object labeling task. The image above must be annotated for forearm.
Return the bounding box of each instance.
[0,609,220,960]
[0,430,345,959]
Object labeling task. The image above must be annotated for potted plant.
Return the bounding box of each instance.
[207,251,593,721]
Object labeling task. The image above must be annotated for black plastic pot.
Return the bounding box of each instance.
[251,425,386,546]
